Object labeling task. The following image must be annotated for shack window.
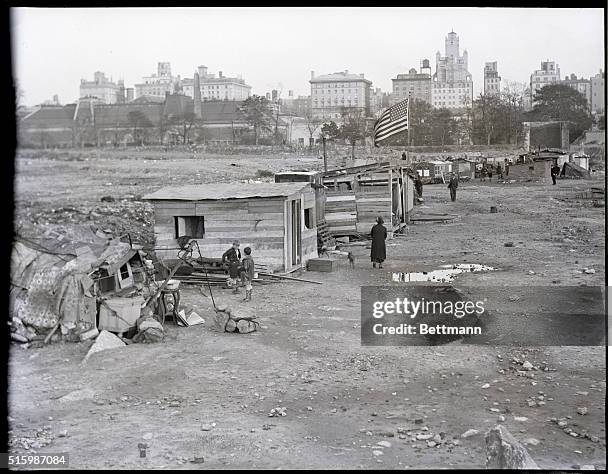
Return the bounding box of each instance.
[304,207,315,229]
[174,216,205,239]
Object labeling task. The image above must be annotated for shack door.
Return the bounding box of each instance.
[291,199,302,266]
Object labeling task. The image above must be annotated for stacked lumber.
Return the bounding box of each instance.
[316,220,337,250]
[325,193,357,235]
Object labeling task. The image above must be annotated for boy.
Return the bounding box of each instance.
[240,247,255,302]
[222,240,241,294]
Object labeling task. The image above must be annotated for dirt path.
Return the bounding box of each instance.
[9,151,606,469]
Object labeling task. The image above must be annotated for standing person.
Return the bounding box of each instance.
[551,162,560,185]
[487,167,493,182]
[414,173,423,199]
[448,172,459,202]
[240,247,255,302]
[370,216,387,269]
[496,163,503,181]
[222,240,241,294]
[401,152,407,161]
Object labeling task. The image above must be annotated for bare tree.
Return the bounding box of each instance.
[304,110,322,151]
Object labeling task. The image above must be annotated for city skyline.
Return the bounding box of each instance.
[11,7,605,106]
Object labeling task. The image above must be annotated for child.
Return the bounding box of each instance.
[240,247,255,302]
[222,240,241,294]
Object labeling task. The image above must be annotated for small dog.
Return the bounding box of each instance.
[347,251,355,269]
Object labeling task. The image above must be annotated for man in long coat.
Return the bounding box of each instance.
[370,216,387,269]
[448,173,459,202]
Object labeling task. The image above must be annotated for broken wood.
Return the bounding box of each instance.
[44,322,61,344]
[257,272,323,285]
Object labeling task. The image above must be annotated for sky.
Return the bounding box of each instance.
[11,7,605,106]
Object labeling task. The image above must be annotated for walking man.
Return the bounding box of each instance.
[370,216,387,269]
[448,172,459,202]
[551,163,561,185]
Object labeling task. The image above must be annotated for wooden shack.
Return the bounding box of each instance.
[143,183,318,272]
[320,162,414,235]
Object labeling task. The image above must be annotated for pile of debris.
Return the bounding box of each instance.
[211,303,258,334]
[10,226,166,348]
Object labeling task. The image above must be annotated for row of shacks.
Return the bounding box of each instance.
[144,161,414,273]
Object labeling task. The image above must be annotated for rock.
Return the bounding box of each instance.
[416,434,433,441]
[372,450,383,457]
[522,438,540,446]
[490,408,500,413]
[58,387,96,402]
[485,425,539,469]
[201,423,216,431]
[498,415,505,422]
[527,400,536,407]
[461,429,479,439]
[376,441,391,448]
[427,441,437,448]
[504,242,514,247]
[481,383,490,389]
[79,328,99,342]
[237,319,257,334]
[225,319,237,332]
[82,330,126,363]
[557,420,567,428]
[522,361,533,370]
[143,432,153,440]
[513,416,528,422]
[433,434,442,444]
[577,407,588,415]
[211,310,230,332]
[57,430,68,437]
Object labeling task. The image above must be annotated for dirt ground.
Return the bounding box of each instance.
[9,149,607,469]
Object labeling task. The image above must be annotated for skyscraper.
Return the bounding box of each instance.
[432,31,473,109]
[484,62,501,97]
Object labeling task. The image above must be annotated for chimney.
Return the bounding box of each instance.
[311,71,315,80]
[219,71,223,78]
[344,69,348,75]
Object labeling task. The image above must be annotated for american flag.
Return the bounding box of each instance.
[373,98,409,146]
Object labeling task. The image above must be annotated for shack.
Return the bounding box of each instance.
[144,183,318,273]
[508,153,552,181]
[319,162,414,235]
[451,158,476,179]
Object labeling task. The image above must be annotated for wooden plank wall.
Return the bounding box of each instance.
[325,191,357,234]
[153,197,286,271]
[355,186,392,233]
[152,191,318,272]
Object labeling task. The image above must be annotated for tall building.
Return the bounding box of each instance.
[79,71,119,104]
[590,70,605,115]
[529,60,561,109]
[310,70,372,119]
[483,62,501,97]
[432,31,473,109]
[282,91,311,117]
[180,66,251,101]
[134,62,179,100]
[560,73,592,109]
[391,60,432,106]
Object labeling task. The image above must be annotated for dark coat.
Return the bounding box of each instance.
[448,176,459,189]
[370,224,387,262]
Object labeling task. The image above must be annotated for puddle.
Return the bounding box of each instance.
[392,264,495,283]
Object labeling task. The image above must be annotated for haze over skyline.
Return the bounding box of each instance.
[12,7,605,106]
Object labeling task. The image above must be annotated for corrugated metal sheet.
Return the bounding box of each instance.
[143,182,310,201]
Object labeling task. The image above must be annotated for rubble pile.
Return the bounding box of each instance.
[212,303,259,334]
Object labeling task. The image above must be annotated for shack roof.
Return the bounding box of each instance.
[143,182,310,201]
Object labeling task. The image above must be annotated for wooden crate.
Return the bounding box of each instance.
[307,258,338,272]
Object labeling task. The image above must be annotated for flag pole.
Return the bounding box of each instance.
[406,95,411,164]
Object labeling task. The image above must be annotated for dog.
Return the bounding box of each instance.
[347,251,355,269]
